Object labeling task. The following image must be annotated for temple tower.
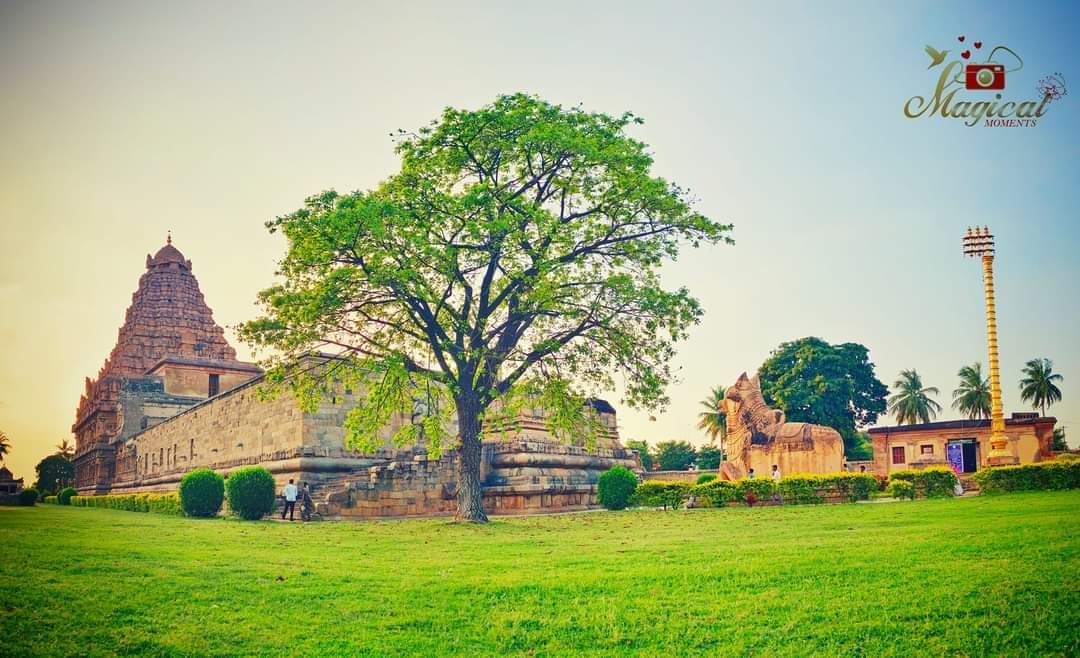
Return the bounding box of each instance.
[73,237,251,493]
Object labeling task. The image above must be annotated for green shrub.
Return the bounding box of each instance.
[225,466,276,520]
[740,478,776,504]
[888,480,916,500]
[57,487,77,506]
[179,468,225,517]
[1054,453,1080,463]
[973,461,1080,494]
[694,478,739,507]
[631,481,693,509]
[777,475,822,504]
[695,473,717,485]
[43,495,58,504]
[69,493,182,515]
[596,466,638,511]
[889,467,958,497]
[19,488,38,506]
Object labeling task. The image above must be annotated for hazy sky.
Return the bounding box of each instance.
[1,0,1077,481]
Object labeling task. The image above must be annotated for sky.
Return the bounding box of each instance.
[1,0,1077,482]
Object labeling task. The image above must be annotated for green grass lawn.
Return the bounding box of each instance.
[2,493,1078,657]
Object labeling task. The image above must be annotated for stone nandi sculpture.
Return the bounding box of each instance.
[719,372,844,480]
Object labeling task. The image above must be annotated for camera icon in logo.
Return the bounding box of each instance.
[966,64,1005,90]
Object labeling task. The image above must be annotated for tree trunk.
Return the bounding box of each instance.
[455,393,488,523]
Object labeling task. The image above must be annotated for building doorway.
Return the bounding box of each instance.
[947,438,979,474]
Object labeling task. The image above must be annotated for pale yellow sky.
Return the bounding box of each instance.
[2,1,1077,482]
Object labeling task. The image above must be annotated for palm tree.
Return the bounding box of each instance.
[888,369,942,425]
[55,439,74,459]
[0,430,9,464]
[696,386,727,455]
[1019,358,1064,417]
[951,362,991,420]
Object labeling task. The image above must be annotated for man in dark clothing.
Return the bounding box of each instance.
[300,482,314,522]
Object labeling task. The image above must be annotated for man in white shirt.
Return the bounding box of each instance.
[771,465,782,481]
[281,479,298,521]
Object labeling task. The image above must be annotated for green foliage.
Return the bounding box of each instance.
[696,387,727,443]
[43,496,58,504]
[33,454,74,497]
[19,489,38,505]
[889,467,958,497]
[695,473,717,485]
[625,440,654,471]
[973,461,1080,494]
[654,440,696,471]
[1055,452,1079,463]
[888,369,942,425]
[596,466,638,511]
[1052,428,1068,452]
[630,481,693,509]
[757,337,888,454]
[238,94,732,521]
[695,445,722,470]
[225,467,276,520]
[179,468,225,518]
[1019,358,1063,417]
[57,487,77,506]
[69,494,183,515]
[888,479,916,500]
[693,478,740,506]
[844,432,874,461]
[952,363,991,420]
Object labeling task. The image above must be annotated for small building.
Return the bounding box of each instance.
[868,413,1057,476]
[0,466,24,494]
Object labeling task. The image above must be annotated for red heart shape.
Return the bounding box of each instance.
[958,35,965,42]
[961,50,971,59]
[974,41,982,49]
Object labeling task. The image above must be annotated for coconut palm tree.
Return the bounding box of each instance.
[696,386,727,446]
[55,439,74,459]
[888,369,942,425]
[1019,358,1064,417]
[696,386,728,463]
[951,362,991,420]
[0,430,10,464]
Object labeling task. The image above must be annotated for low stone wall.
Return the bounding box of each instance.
[646,469,719,483]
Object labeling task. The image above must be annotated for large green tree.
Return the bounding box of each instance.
[951,362,991,420]
[625,439,654,471]
[756,337,888,459]
[241,94,731,522]
[696,386,727,443]
[654,440,697,471]
[888,369,942,425]
[1019,358,1063,417]
[34,454,73,495]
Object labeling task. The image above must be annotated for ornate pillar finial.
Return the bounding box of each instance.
[167,231,172,245]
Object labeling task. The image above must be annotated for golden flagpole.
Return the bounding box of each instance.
[964,226,1017,466]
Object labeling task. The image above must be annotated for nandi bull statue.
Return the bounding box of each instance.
[719,372,844,480]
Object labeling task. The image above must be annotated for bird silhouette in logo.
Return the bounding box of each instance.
[924,45,949,68]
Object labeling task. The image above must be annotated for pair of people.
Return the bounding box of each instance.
[280,479,314,522]
[746,465,783,480]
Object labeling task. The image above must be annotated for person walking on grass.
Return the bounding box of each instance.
[300,482,314,522]
[281,478,298,521]
[771,464,783,504]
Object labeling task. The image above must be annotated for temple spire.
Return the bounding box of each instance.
[166,230,172,245]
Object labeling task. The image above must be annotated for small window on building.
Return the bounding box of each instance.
[892,446,906,464]
[920,444,934,455]
[208,374,220,397]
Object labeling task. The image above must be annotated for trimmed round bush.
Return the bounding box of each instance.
[225,466,276,520]
[57,487,77,505]
[597,466,638,511]
[19,488,39,506]
[179,468,225,517]
[695,473,718,485]
[888,479,916,500]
